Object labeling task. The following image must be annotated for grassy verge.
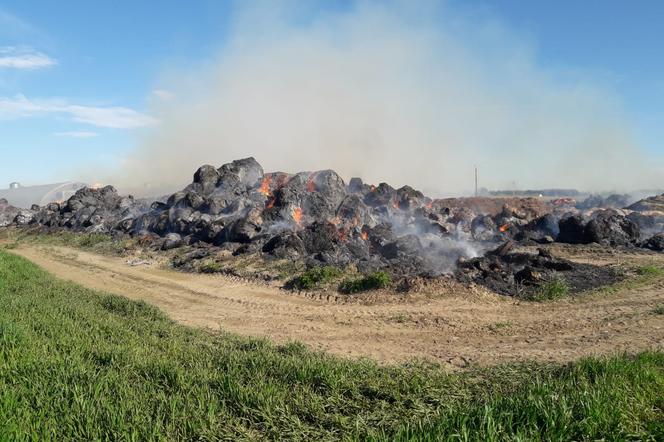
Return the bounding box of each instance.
[0,250,662,440]
[4,228,133,256]
[593,263,664,297]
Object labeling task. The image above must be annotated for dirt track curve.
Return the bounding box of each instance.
[10,243,664,368]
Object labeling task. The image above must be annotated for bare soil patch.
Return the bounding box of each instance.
[7,242,664,368]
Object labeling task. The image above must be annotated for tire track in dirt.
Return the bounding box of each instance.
[10,244,664,367]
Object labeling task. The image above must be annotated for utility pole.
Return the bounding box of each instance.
[474,166,478,197]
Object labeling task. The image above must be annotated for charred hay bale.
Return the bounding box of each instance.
[270,170,347,222]
[299,221,344,255]
[641,233,664,252]
[219,157,264,191]
[471,215,496,240]
[191,215,225,244]
[167,191,187,207]
[515,214,559,243]
[169,191,206,211]
[115,218,134,233]
[58,186,132,232]
[379,235,423,260]
[584,211,639,246]
[33,205,61,227]
[557,215,587,244]
[344,236,371,260]
[395,185,425,210]
[269,173,308,211]
[217,196,257,216]
[14,209,35,226]
[447,208,475,231]
[146,211,170,236]
[150,201,169,211]
[367,223,396,248]
[66,186,122,213]
[189,165,221,195]
[363,183,396,208]
[203,193,236,216]
[335,195,376,228]
[71,206,97,227]
[221,211,263,244]
[161,233,184,250]
[262,231,306,259]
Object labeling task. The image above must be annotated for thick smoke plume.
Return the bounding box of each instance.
[117,1,658,195]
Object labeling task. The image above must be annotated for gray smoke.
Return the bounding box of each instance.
[115,0,660,196]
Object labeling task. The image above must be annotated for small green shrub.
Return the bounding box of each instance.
[289,266,342,290]
[338,271,391,294]
[199,260,223,274]
[525,276,569,301]
[636,265,664,276]
[652,305,664,315]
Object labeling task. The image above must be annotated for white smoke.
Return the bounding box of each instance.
[116,0,660,196]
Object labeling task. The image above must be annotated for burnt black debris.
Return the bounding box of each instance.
[455,241,621,297]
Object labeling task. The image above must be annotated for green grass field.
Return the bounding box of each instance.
[0,250,662,441]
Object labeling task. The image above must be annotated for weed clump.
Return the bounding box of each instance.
[636,264,664,276]
[198,260,223,274]
[288,266,342,290]
[338,271,391,294]
[524,276,569,301]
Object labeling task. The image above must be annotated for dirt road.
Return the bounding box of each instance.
[10,243,664,367]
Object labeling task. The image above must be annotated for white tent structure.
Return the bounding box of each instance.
[0,182,87,208]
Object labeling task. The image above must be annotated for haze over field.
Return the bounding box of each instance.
[116,1,660,195]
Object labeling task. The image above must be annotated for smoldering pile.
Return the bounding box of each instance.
[2,157,664,296]
[125,157,491,276]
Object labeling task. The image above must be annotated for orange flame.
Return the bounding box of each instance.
[338,228,347,242]
[259,176,272,196]
[499,223,509,233]
[360,230,369,241]
[425,200,433,209]
[266,197,276,209]
[307,173,316,192]
[370,185,376,192]
[293,207,303,225]
[391,198,399,210]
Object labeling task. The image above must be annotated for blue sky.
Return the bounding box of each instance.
[1,0,663,187]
